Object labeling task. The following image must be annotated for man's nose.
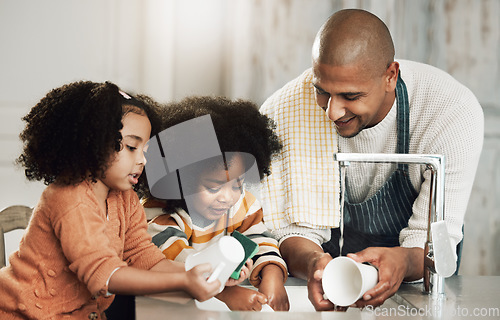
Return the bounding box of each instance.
[326,96,346,121]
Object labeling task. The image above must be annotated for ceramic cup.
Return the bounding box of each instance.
[322,256,379,307]
[185,236,245,293]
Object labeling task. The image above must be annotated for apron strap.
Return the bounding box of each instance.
[395,72,410,170]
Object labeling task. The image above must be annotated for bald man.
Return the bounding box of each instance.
[260,9,483,310]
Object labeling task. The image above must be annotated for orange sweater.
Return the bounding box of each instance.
[0,181,165,319]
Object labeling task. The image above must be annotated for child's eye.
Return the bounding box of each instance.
[127,145,137,151]
[235,178,244,190]
[206,186,220,193]
[232,182,243,191]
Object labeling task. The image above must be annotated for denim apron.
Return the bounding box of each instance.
[323,73,419,256]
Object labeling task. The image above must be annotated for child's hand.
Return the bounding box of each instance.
[225,258,253,287]
[258,264,290,311]
[184,263,221,301]
[217,285,268,311]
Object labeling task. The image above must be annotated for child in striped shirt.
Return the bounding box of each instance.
[145,96,289,311]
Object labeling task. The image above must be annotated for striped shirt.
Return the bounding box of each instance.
[147,191,287,287]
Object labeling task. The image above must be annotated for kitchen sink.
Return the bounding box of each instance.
[194,285,412,313]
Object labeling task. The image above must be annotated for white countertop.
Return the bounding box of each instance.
[135,276,500,319]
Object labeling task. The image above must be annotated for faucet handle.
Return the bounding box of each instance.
[431,220,457,277]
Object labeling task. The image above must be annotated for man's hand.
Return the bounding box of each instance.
[280,236,347,311]
[348,246,424,308]
[307,252,338,311]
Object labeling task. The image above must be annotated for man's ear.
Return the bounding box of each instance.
[385,61,399,92]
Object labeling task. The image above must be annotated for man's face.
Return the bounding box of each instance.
[312,61,394,138]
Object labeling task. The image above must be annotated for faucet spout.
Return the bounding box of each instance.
[333,153,456,297]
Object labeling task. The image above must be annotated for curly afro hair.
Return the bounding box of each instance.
[141,95,282,209]
[17,81,162,193]
[161,96,282,179]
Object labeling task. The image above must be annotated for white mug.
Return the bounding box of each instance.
[322,256,379,307]
[185,236,245,293]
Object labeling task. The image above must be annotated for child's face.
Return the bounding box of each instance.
[101,112,151,192]
[188,154,245,221]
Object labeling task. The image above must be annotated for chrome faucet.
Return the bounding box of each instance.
[333,153,456,297]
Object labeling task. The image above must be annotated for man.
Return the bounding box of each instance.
[260,9,483,310]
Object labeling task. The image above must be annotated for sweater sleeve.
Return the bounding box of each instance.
[53,201,127,296]
[121,192,166,269]
[270,223,332,247]
[400,64,484,249]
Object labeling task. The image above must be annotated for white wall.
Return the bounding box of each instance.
[0,0,227,208]
[1,0,499,275]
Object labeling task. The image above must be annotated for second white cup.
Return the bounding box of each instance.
[322,256,378,307]
[185,236,245,293]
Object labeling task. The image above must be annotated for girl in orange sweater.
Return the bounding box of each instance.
[0,82,225,319]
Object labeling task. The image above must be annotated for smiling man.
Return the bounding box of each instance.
[260,8,484,311]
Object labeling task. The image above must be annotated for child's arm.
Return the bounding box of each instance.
[258,263,289,311]
[112,197,220,300]
[235,208,288,287]
[216,285,268,311]
[231,193,289,310]
[107,262,221,301]
[54,196,218,302]
[149,257,185,273]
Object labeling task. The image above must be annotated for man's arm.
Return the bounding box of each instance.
[280,236,336,311]
[280,236,325,279]
[281,235,424,309]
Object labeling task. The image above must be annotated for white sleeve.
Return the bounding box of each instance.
[270,224,331,247]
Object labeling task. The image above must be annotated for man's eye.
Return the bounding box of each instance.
[343,94,362,101]
[315,88,328,95]
[313,85,329,95]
